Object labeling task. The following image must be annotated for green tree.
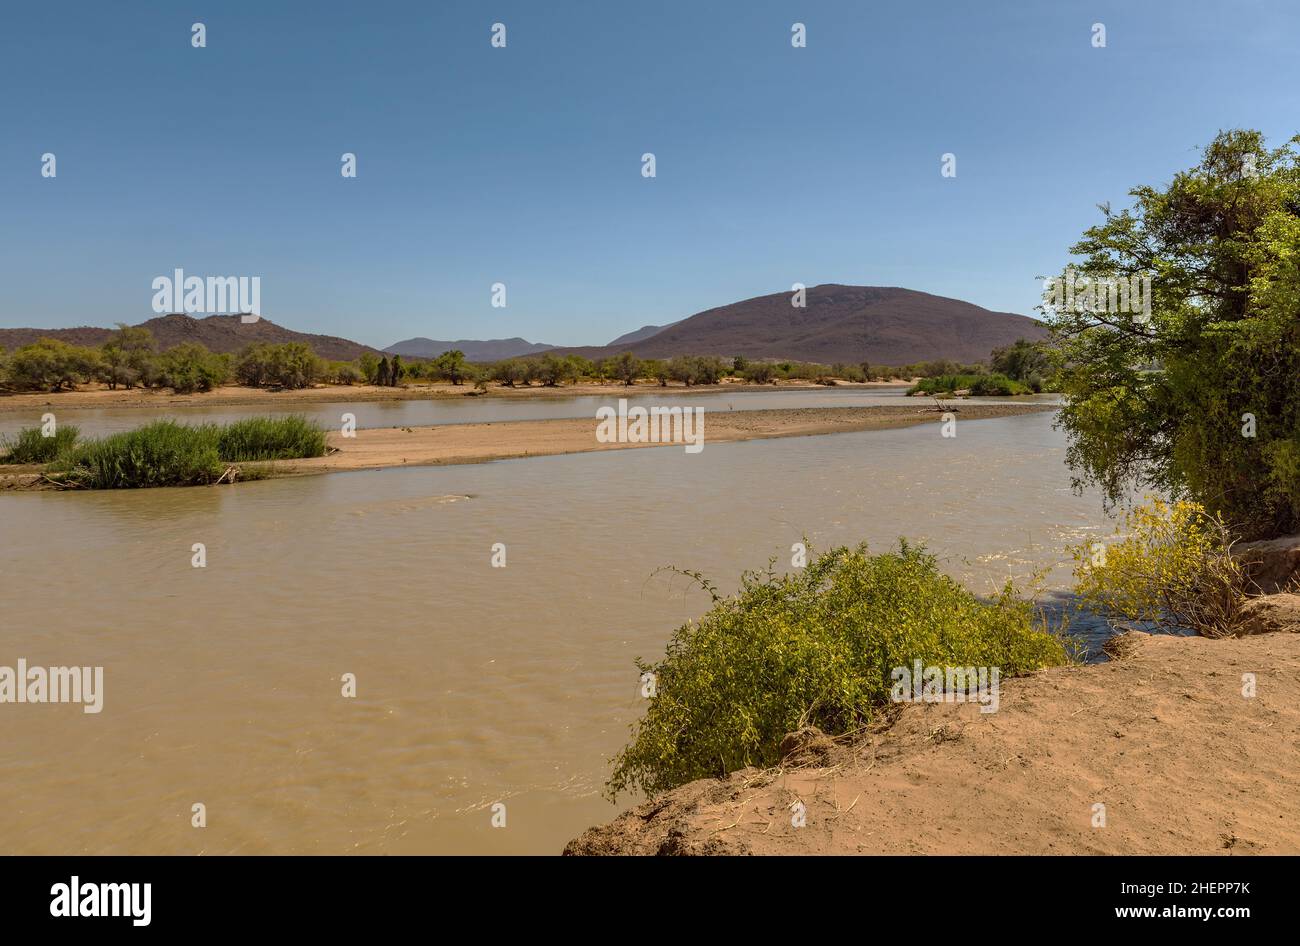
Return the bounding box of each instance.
[5,339,101,391]
[491,358,526,387]
[159,343,230,393]
[235,342,321,390]
[359,352,380,385]
[100,323,158,389]
[1047,129,1300,539]
[691,355,726,385]
[610,351,640,386]
[535,353,578,387]
[433,349,469,385]
[642,358,669,386]
[667,355,696,386]
[990,338,1048,382]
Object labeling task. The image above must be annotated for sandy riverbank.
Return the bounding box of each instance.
[565,630,1300,855]
[0,379,913,413]
[276,403,1051,475]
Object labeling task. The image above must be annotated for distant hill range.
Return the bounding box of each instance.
[383,324,684,360]
[0,313,382,362]
[3,286,1047,367]
[548,286,1047,365]
[384,337,556,361]
[605,320,683,347]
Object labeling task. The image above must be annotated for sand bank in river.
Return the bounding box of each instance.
[0,404,1052,489]
[565,630,1300,855]
[278,403,1052,475]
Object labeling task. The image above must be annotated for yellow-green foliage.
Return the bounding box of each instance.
[606,542,1068,800]
[1072,498,1247,637]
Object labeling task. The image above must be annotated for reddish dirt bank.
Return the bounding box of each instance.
[565,631,1300,855]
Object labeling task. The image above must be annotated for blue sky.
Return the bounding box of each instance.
[1,0,1296,348]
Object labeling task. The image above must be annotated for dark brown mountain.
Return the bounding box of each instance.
[0,314,384,361]
[552,285,1047,365]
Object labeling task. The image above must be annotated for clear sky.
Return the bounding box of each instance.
[2,0,1296,349]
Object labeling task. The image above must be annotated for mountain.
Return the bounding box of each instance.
[606,321,682,346]
[3,286,1047,368]
[384,337,556,361]
[0,314,383,361]
[550,285,1048,365]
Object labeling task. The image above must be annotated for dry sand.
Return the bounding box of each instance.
[565,631,1300,855]
[278,403,1050,475]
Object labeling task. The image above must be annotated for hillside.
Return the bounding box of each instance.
[554,285,1047,365]
[0,314,383,361]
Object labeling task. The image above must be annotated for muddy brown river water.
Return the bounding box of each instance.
[0,398,1113,854]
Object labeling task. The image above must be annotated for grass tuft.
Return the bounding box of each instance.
[216,415,327,461]
[1,425,80,464]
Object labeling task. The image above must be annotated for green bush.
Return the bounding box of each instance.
[969,373,1032,396]
[908,373,1030,396]
[1072,498,1249,638]
[607,542,1068,799]
[216,415,326,461]
[1,424,80,464]
[907,373,978,395]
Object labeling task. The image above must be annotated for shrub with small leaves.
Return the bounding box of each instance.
[607,542,1068,799]
[1071,498,1250,638]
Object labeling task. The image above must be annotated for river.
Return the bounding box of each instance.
[0,396,1114,854]
[0,384,1057,438]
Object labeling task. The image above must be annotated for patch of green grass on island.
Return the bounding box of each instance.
[21,415,327,488]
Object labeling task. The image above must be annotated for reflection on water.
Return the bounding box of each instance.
[0,408,1117,854]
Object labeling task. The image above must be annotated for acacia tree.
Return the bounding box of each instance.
[610,351,640,386]
[434,349,468,385]
[1047,130,1300,539]
[6,339,101,391]
[100,323,158,389]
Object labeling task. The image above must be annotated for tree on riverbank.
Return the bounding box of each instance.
[1047,130,1300,539]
